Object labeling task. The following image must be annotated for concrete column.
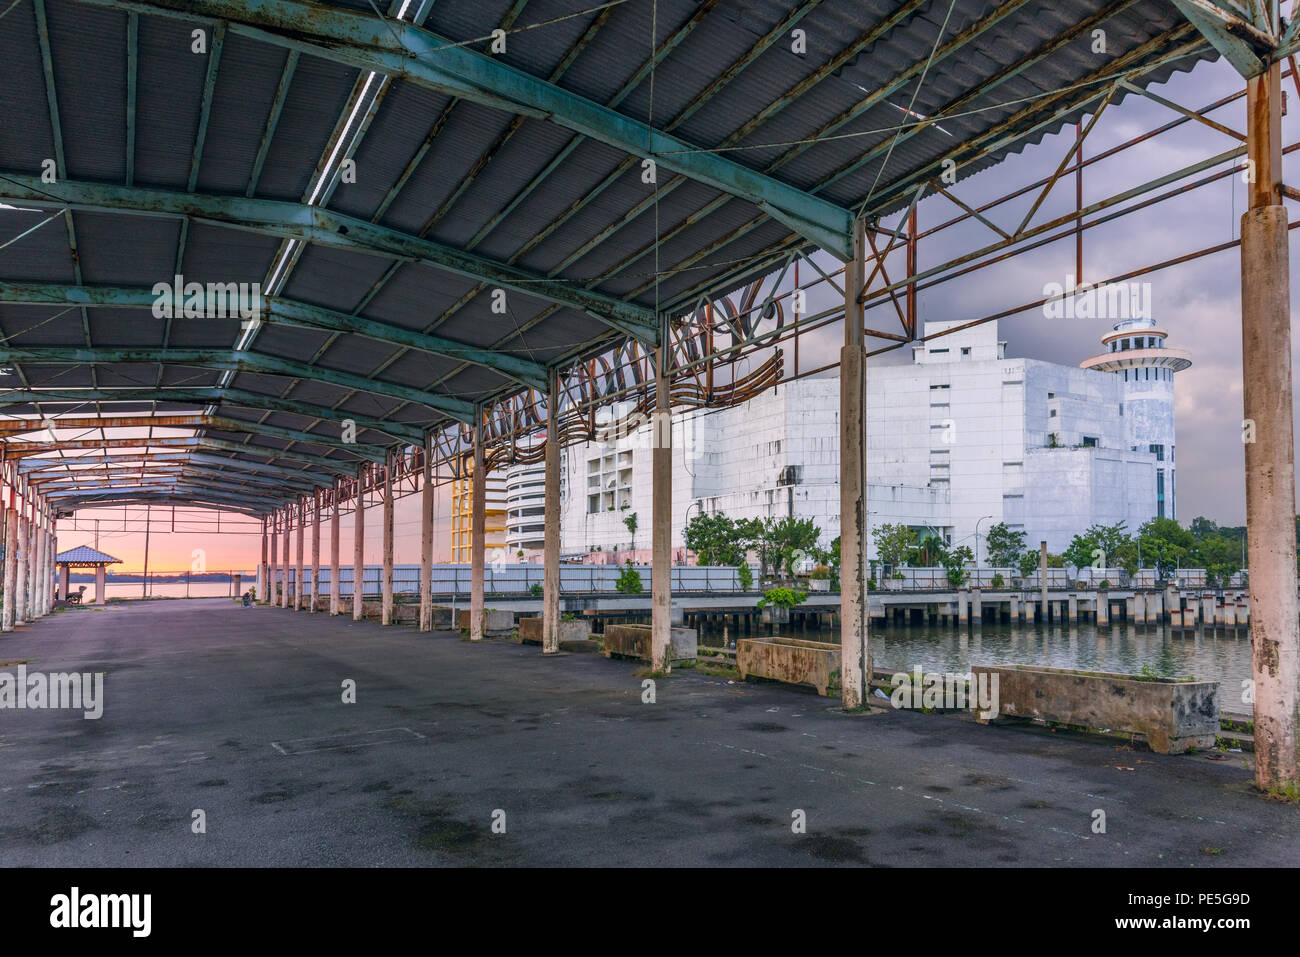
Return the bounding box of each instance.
[280,514,291,609]
[4,507,18,630]
[309,491,321,613]
[543,369,561,655]
[270,512,279,606]
[94,563,105,605]
[259,517,269,603]
[1067,593,1078,624]
[23,511,35,621]
[1097,591,1109,626]
[1241,61,1300,790]
[957,589,969,625]
[38,523,48,616]
[1009,594,1019,622]
[651,336,673,672]
[292,501,304,605]
[1202,594,1214,627]
[470,424,485,642]
[353,467,366,621]
[1146,591,1159,625]
[1027,599,1037,623]
[329,485,341,616]
[1050,600,1060,623]
[382,456,394,626]
[971,587,982,624]
[16,512,28,623]
[838,218,869,709]
[419,439,434,632]
[60,562,70,605]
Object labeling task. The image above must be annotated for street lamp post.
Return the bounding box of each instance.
[974,515,995,569]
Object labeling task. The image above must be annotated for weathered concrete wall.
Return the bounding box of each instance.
[736,637,841,697]
[519,617,589,644]
[601,623,697,663]
[971,664,1219,754]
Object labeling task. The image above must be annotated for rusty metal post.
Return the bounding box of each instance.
[1242,60,1300,792]
[470,416,485,642]
[309,490,320,613]
[651,324,673,672]
[543,367,561,655]
[382,454,394,626]
[329,484,341,616]
[353,467,366,621]
[259,516,269,603]
[295,498,305,611]
[419,437,434,632]
[839,217,869,709]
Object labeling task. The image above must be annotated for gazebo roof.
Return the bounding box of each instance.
[54,546,123,567]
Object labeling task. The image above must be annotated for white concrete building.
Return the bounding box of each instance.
[505,458,548,553]
[554,318,1189,562]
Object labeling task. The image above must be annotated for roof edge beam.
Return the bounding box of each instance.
[1170,0,1276,77]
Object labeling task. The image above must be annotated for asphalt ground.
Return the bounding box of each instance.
[1,598,1296,867]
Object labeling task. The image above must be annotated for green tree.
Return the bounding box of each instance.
[684,512,747,567]
[943,545,973,587]
[1137,517,1194,576]
[911,533,949,567]
[1063,522,1131,571]
[622,512,638,552]
[747,516,820,578]
[873,523,917,570]
[984,522,1026,568]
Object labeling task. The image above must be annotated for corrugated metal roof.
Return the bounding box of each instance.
[55,546,123,565]
[0,0,1219,513]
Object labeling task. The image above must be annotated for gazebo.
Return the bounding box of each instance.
[55,547,122,605]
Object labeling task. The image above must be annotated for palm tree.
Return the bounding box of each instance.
[623,512,638,552]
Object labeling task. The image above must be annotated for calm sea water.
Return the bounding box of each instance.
[703,622,1254,697]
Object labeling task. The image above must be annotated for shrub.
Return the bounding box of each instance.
[757,587,806,610]
[809,564,831,580]
[737,563,754,591]
[990,573,1005,588]
[1098,578,1111,589]
[615,561,643,595]
[529,583,543,598]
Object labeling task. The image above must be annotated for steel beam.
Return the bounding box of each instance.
[0,283,549,390]
[0,175,658,341]
[1171,0,1276,77]
[0,387,423,444]
[0,346,474,421]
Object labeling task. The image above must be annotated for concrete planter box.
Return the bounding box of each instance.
[518,617,591,645]
[457,608,514,637]
[970,664,1220,754]
[808,580,830,592]
[601,624,697,663]
[736,636,841,697]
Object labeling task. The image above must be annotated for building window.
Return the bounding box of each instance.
[1121,339,1130,350]
[1082,436,1097,447]
[961,347,971,357]
[586,453,633,513]
[1157,469,1165,518]
[1149,443,1164,461]
[929,383,950,390]
[1049,409,1057,417]
[929,348,949,354]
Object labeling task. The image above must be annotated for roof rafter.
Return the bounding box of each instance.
[0,282,549,391]
[0,174,659,344]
